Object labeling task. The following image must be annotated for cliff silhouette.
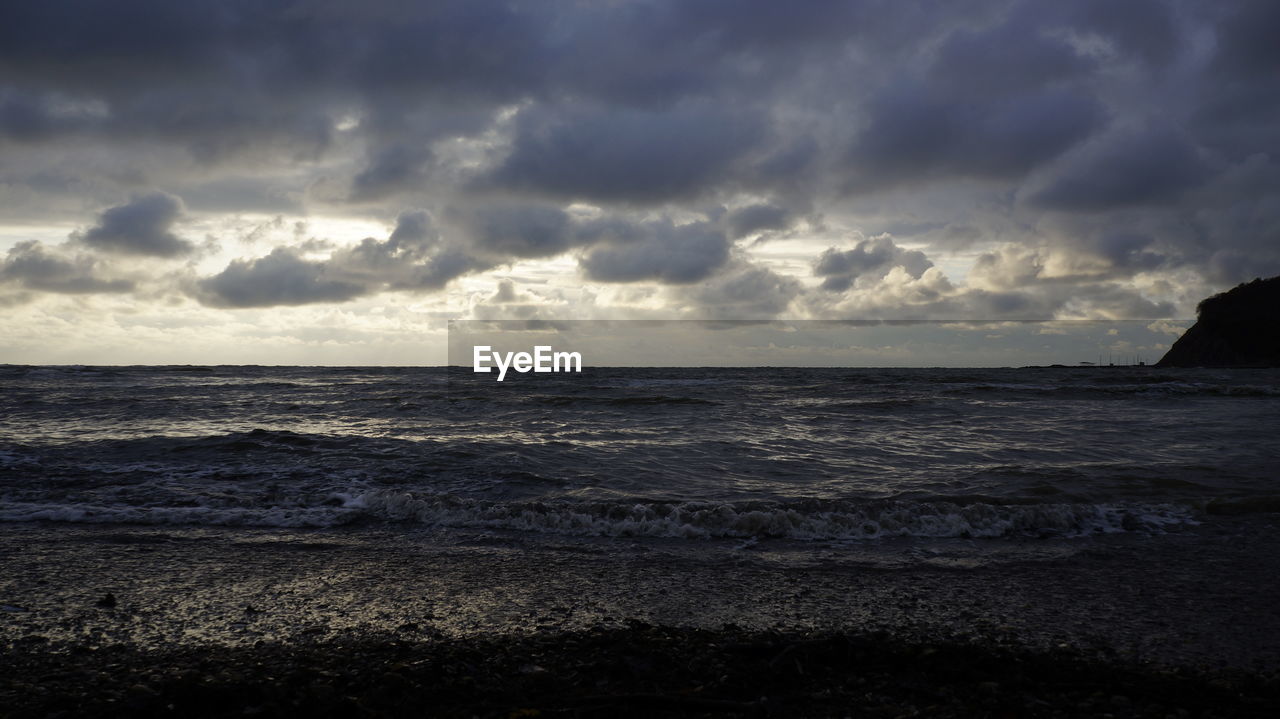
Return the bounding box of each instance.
[1157,276,1280,367]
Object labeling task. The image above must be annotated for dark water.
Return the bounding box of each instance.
[2,365,1278,543]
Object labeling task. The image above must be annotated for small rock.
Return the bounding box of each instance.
[95,593,117,609]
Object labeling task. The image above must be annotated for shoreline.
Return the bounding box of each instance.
[4,519,1280,715]
[6,625,1279,718]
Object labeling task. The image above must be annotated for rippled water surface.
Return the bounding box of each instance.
[2,365,1278,541]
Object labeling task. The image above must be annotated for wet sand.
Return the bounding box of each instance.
[3,518,1280,716]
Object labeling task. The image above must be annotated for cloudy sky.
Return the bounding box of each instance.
[1,0,1277,365]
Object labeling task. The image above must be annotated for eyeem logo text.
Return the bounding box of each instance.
[473,345,583,381]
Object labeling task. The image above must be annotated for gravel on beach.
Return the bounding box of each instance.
[5,624,1280,718]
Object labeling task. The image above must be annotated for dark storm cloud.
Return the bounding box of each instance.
[0,241,133,294]
[387,210,436,247]
[679,262,802,318]
[580,221,731,284]
[196,247,367,308]
[191,203,743,307]
[1089,234,1168,274]
[840,6,1110,192]
[1188,1,1280,159]
[447,204,574,259]
[448,205,740,285]
[966,282,1178,319]
[348,144,434,203]
[0,0,1277,308]
[1067,0,1180,68]
[845,86,1103,191]
[490,279,519,304]
[0,1,542,173]
[814,236,933,293]
[328,226,435,281]
[79,192,194,257]
[177,177,305,215]
[804,235,1178,321]
[403,250,491,292]
[0,89,100,142]
[1028,128,1212,211]
[1205,0,1280,80]
[476,102,767,204]
[192,209,493,306]
[725,203,795,239]
[331,210,488,292]
[928,13,1094,100]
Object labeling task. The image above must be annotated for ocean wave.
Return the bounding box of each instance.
[521,394,718,407]
[348,494,1195,539]
[1203,495,1280,516]
[0,501,355,528]
[940,382,1280,398]
[0,493,1195,539]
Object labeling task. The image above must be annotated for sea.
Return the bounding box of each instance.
[2,364,1278,565]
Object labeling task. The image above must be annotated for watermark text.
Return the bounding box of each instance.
[473,345,583,381]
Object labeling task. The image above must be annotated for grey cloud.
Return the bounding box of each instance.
[191,204,749,306]
[196,247,367,308]
[330,210,439,278]
[929,17,1093,100]
[808,259,1176,320]
[1207,1,1280,80]
[986,283,1173,320]
[1090,234,1168,273]
[802,262,964,320]
[478,102,767,204]
[0,241,134,294]
[1190,2,1280,159]
[449,205,744,286]
[388,210,436,247]
[0,0,1276,318]
[177,177,305,215]
[580,221,730,284]
[349,144,433,202]
[679,262,802,318]
[1069,286,1177,319]
[963,290,1041,317]
[535,0,877,110]
[1028,128,1211,211]
[0,85,333,167]
[448,204,574,259]
[201,209,470,301]
[0,89,102,142]
[966,282,1178,319]
[344,225,487,293]
[80,192,193,257]
[846,85,1103,191]
[1067,0,1180,68]
[404,249,490,291]
[968,245,1044,291]
[491,279,519,304]
[838,8,1110,193]
[967,241,1135,291]
[725,203,794,239]
[746,137,820,194]
[814,235,933,292]
[1206,249,1280,286]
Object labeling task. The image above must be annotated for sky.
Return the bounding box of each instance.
[1,0,1277,365]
